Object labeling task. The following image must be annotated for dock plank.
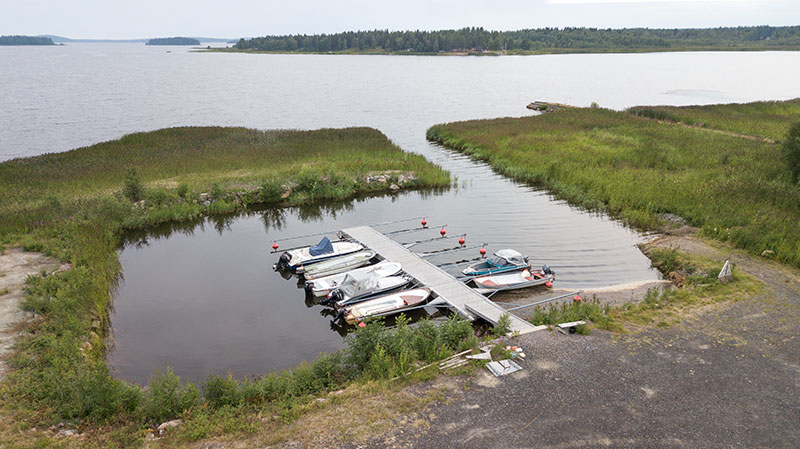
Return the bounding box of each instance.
[341,226,541,335]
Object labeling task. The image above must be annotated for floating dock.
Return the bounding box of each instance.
[341,226,545,335]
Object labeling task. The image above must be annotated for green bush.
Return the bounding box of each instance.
[142,368,201,422]
[202,373,241,409]
[258,177,284,203]
[123,167,144,202]
[784,122,800,184]
[176,182,189,198]
[491,313,511,337]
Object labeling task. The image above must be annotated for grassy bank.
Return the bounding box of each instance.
[629,99,800,141]
[0,126,452,447]
[427,100,800,267]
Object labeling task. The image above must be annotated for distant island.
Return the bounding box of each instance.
[0,35,55,46]
[146,37,200,46]
[230,25,800,55]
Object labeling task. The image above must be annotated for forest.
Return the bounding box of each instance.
[235,25,800,53]
[146,37,201,45]
[0,35,55,45]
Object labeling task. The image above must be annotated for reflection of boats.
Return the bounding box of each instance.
[301,250,376,279]
[305,261,402,297]
[462,249,529,276]
[473,267,554,294]
[274,236,363,272]
[342,288,431,325]
[330,271,411,307]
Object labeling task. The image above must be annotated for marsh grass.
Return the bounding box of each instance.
[628,99,800,141]
[427,101,800,268]
[0,126,451,446]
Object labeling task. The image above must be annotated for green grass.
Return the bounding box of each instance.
[427,101,800,267]
[0,126,451,447]
[628,98,800,141]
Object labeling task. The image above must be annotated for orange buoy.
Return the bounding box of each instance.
[421,218,427,227]
[458,236,465,246]
[480,247,487,257]
[440,227,446,237]
[573,294,582,302]
[272,242,279,250]
[545,281,553,288]
[357,321,366,328]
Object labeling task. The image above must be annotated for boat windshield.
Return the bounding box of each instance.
[340,271,379,297]
[488,256,512,267]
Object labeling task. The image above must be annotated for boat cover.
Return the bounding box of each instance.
[309,236,334,256]
[493,249,526,265]
[340,271,380,298]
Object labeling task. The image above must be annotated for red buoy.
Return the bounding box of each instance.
[357,321,366,328]
[479,247,487,257]
[272,242,279,250]
[545,281,553,288]
[440,227,446,237]
[458,236,465,246]
[421,218,427,228]
[573,294,582,302]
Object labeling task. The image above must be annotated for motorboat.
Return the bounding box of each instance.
[274,236,363,272]
[462,249,529,277]
[300,250,376,278]
[329,271,411,307]
[472,266,555,294]
[341,287,431,325]
[305,261,402,297]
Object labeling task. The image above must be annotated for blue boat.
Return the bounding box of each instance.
[462,249,530,277]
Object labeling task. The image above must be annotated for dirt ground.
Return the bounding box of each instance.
[334,234,800,448]
[0,248,63,378]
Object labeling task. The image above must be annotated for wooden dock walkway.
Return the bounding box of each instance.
[341,226,544,335]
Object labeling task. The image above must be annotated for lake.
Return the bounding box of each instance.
[2,44,798,383]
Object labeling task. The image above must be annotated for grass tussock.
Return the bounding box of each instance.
[427,100,800,268]
[0,126,451,447]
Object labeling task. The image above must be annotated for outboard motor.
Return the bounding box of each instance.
[273,252,291,271]
[324,289,344,306]
[542,265,554,276]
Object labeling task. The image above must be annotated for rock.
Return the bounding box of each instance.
[280,187,292,199]
[91,320,101,329]
[145,433,160,442]
[659,213,688,227]
[57,429,79,437]
[761,250,775,257]
[56,263,72,273]
[157,419,183,436]
[389,183,401,191]
[199,193,210,201]
[203,200,211,206]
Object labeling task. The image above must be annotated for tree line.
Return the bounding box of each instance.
[235,26,800,53]
[0,35,55,46]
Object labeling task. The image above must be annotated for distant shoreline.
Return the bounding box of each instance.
[204,46,800,56]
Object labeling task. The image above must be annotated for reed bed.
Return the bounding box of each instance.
[428,102,800,267]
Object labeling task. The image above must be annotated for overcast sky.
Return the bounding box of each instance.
[2,0,797,39]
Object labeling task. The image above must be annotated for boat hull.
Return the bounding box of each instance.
[301,250,376,279]
[343,287,431,325]
[473,269,554,291]
[305,261,402,297]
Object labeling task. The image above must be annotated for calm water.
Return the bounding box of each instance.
[3,44,799,383]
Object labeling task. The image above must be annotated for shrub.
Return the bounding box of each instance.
[202,373,241,409]
[123,167,144,202]
[491,313,511,337]
[176,183,189,198]
[142,368,201,422]
[258,177,283,203]
[784,121,800,184]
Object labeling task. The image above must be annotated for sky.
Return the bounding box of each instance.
[1,0,797,39]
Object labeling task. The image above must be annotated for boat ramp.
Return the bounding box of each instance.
[341,225,545,335]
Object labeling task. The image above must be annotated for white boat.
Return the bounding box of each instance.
[330,271,411,307]
[342,287,431,325]
[275,236,364,272]
[305,261,402,297]
[462,249,529,277]
[472,267,555,294]
[300,250,376,278]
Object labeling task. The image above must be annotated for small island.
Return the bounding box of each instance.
[0,35,55,46]
[146,37,200,45]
